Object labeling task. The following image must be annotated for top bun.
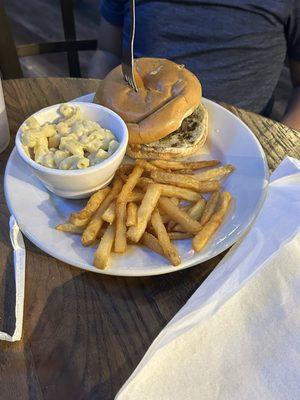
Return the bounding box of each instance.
[95,58,202,145]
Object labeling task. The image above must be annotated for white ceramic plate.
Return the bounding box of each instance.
[4,94,269,276]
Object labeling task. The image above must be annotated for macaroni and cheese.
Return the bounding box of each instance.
[20,104,119,170]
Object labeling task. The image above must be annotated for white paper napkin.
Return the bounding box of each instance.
[116,157,300,400]
[0,216,26,341]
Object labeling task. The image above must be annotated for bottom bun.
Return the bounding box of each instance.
[126,103,208,160]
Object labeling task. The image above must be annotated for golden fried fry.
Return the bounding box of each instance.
[82,178,122,246]
[180,204,193,211]
[188,198,206,219]
[127,190,145,202]
[151,170,220,192]
[97,227,107,239]
[161,214,172,224]
[140,182,202,202]
[167,220,176,232]
[165,197,181,230]
[94,224,115,269]
[160,184,203,200]
[115,164,144,253]
[118,172,128,183]
[135,177,154,190]
[194,165,235,181]
[136,159,159,172]
[56,223,83,234]
[151,209,181,266]
[141,232,165,257]
[102,201,116,224]
[170,197,180,206]
[159,197,202,234]
[150,159,220,170]
[173,198,206,232]
[126,202,138,227]
[118,165,144,202]
[118,163,134,175]
[193,192,232,252]
[168,232,193,240]
[168,203,193,231]
[114,203,127,253]
[127,184,161,243]
[199,190,221,226]
[70,187,110,227]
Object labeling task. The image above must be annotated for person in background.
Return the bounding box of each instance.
[89,0,300,131]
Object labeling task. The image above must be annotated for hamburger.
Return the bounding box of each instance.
[95,58,208,160]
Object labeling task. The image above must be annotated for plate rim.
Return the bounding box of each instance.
[4,97,269,277]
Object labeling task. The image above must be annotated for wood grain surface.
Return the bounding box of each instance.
[0,78,299,400]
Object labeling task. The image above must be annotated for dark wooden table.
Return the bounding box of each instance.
[0,78,299,400]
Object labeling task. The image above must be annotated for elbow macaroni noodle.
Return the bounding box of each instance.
[20,104,119,170]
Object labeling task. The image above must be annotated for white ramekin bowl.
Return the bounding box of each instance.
[15,102,128,199]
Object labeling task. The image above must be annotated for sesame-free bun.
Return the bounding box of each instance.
[94,58,202,145]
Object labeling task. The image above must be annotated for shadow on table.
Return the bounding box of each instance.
[0,250,16,336]
[24,254,223,399]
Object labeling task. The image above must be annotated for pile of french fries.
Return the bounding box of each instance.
[56,159,235,269]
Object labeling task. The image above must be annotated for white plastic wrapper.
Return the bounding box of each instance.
[0,216,26,341]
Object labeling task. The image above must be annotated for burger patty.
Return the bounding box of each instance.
[142,105,206,151]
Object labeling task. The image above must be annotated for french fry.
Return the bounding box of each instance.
[97,227,107,238]
[135,177,154,190]
[167,203,192,231]
[150,159,220,170]
[127,190,145,202]
[118,163,134,175]
[82,178,122,246]
[127,184,161,243]
[94,224,116,269]
[118,165,145,201]
[170,197,180,206]
[151,209,181,266]
[173,198,206,232]
[172,169,194,174]
[194,165,235,181]
[179,204,193,211]
[118,172,128,183]
[139,182,202,202]
[136,159,159,172]
[159,185,202,200]
[115,165,144,253]
[70,187,110,226]
[199,190,221,226]
[193,192,232,252]
[158,197,202,234]
[114,202,127,252]
[102,201,116,224]
[137,176,202,201]
[189,198,206,217]
[161,214,172,224]
[141,232,165,257]
[151,170,221,192]
[126,202,138,227]
[167,220,176,232]
[56,223,83,234]
[168,232,193,240]
[165,197,181,229]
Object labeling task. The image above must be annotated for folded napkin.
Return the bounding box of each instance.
[116,157,300,400]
